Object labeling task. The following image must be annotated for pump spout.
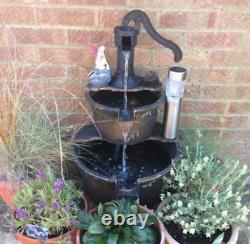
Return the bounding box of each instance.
[111,26,139,89]
[122,10,182,62]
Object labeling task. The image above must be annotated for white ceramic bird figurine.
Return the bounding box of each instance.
[87,46,111,88]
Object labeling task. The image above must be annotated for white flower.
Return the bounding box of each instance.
[222,210,228,217]
[212,215,217,219]
[160,193,165,200]
[188,203,192,208]
[236,202,241,208]
[158,212,163,218]
[226,190,232,198]
[189,228,195,235]
[237,196,242,201]
[241,164,247,174]
[163,205,170,211]
[183,229,188,234]
[203,219,209,223]
[167,192,171,197]
[241,215,248,222]
[206,232,211,238]
[170,169,175,175]
[242,206,249,215]
[190,222,195,227]
[179,182,184,188]
[170,215,175,220]
[213,199,219,206]
[180,220,185,226]
[177,201,183,207]
[213,192,219,199]
[222,223,228,229]
[195,164,202,172]
[185,223,189,228]
[203,156,209,163]
[191,173,196,178]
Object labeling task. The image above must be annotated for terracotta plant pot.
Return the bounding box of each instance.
[15,196,88,244]
[16,228,77,244]
[164,225,239,244]
[0,180,16,209]
[76,203,165,244]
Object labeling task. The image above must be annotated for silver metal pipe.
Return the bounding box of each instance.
[163,97,182,139]
[163,67,187,139]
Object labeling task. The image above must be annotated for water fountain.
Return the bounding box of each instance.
[74,10,184,207]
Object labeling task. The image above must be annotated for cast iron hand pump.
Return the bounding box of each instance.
[111,10,183,89]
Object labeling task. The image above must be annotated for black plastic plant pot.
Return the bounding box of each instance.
[73,138,179,208]
[85,89,164,145]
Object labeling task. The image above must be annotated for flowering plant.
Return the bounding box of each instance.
[9,167,83,240]
[157,143,249,239]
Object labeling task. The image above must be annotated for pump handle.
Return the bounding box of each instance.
[122,10,182,62]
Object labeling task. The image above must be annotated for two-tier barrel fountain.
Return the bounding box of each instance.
[74,10,184,207]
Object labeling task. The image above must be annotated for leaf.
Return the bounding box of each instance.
[107,231,119,244]
[212,233,224,244]
[83,233,106,244]
[88,222,105,235]
[78,211,94,229]
[132,226,158,244]
[98,203,104,217]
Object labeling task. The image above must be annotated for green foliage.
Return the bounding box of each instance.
[158,136,250,238]
[11,167,83,236]
[77,199,158,244]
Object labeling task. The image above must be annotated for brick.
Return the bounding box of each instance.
[0,46,39,63]
[192,0,250,8]
[182,101,227,114]
[178,50,210,67]
[68,0,126,5]
[0,6,34,24]
[222,130,250,142]
[160,12,187,28]
[36,8,95,26]
[138,31,185,49]
[17,81,45,96]
[190,69,234,84]
[68,30,113,46]
[97,10,126,28]
[68,65,90,81]
[235,70,250,83]
[39,48,92,65]
[28,65,68,80]
[35,0,67,3]
[180,115,248,129]
[228,102,250,114]
[216,12,250,29]
[44,81,85,97]
[134,49,151,66]
[188,85,250,100]
[8,28,66,45]
[153,49,177,67]
[0,29,6,46]
[210,51,250,66]
[187,12,216,29]
[187,32,240,48]
[127,0,190,8]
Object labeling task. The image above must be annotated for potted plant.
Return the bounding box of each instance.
[157,142,249,244]
[0,82,80,207]
[7,167,87,244]
[76,199,166,244]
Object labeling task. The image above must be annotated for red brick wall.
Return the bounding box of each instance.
[0,0,249,162]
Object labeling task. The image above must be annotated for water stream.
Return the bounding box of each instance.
[123,50,130,113]
[121,51,131,174]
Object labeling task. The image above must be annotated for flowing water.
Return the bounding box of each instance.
[123,50,130,113]
[121,50,131,174]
